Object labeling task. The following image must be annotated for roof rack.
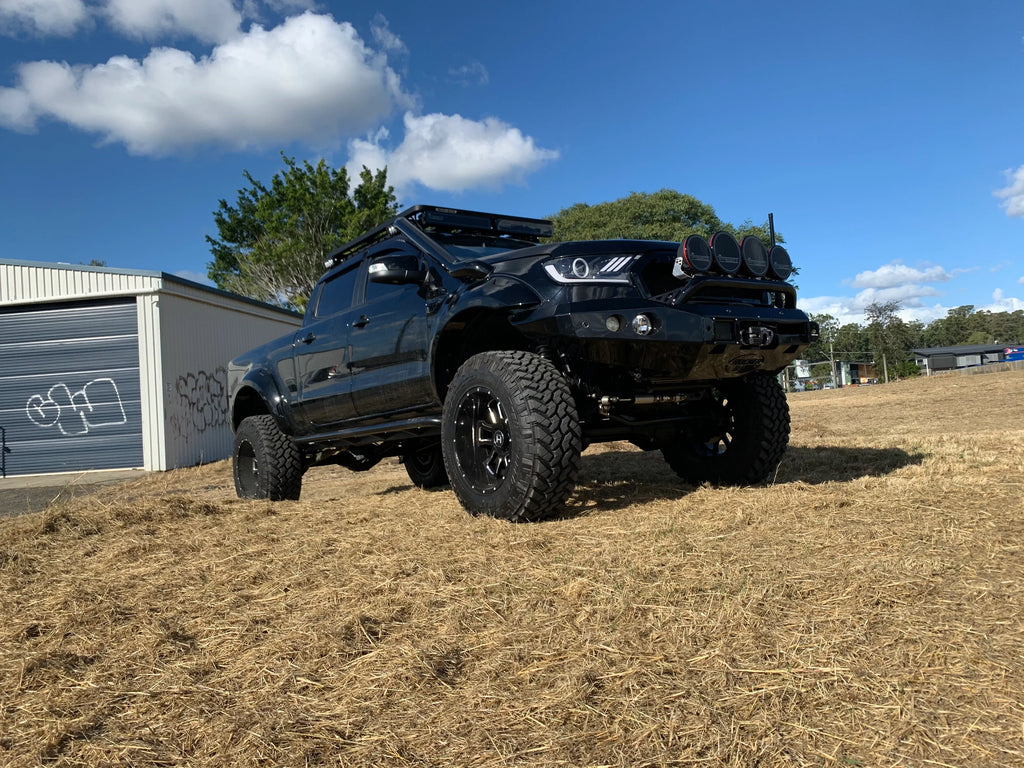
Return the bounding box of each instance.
[324,205,554,268]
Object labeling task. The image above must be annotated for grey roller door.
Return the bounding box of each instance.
[0,299,144,476]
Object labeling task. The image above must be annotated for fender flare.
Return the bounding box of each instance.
[230,367,297,434]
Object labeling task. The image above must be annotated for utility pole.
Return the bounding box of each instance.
[830,340,837,388]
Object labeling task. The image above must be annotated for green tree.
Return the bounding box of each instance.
[207,154,397,311]
[805,313,839,361]
[864,301,915,382]
[810,361,834,386]
[548,189,781,246]
[922,305,974,347]
[833,322,870,363]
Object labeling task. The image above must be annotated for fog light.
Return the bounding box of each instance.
[632,314,653,335]
[605,315,621,332]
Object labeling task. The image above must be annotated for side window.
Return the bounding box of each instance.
[360,251,423,306]
[314,263,359,318]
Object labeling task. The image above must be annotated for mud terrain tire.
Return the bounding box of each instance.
[233,414,303,500]
[403,442,449,489]
[663,372,790,485]
[442,351,582,522]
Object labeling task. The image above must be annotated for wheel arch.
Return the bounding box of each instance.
[433,308,537,403]
[230,371,293,434]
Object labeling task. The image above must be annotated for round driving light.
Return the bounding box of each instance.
[571,257,589,278]
[768,245,793,280]
[632,314,653,335]
[710,232,741,274]
[680,234,713,272]
[741,236,769,277]
[605,315,622,332]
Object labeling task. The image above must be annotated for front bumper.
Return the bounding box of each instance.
[554,300,817,383]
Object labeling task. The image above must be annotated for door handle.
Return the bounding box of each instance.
[299,332,316,344]
[352,315,370,328]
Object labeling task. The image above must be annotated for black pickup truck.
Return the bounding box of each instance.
[228,205,817,521]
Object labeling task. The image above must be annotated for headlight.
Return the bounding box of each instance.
[543,253,637,284]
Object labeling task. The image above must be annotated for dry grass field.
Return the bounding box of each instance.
[1,371,1022,767]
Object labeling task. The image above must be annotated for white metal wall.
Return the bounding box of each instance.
[157,287,301,469]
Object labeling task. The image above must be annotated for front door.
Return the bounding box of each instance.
[348,250,435,419]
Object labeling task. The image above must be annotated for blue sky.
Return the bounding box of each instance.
[2,0,1023,327]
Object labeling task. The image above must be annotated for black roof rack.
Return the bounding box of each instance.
[324,205,554,269]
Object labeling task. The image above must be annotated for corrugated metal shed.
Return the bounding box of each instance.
[0,259,301,477]
[912,344,1019,373]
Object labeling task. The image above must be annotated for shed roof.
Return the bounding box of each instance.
[0,258,300,321]
[911,344,1018,357]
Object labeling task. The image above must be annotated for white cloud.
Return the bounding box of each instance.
[449,61,489,86]
[983,288,1024,313]
[852,284,941,308]
[1019,275,1024,285]
[100,0,242,44]
[0,0,88,36]
[0,13,412,155]
[370,13,407,56]
[0,86,35,130]
[995,165,1024,217]
[261,0,318,11]
[848,262,955,289]
[348,111,558,193]
[801,293,952,327]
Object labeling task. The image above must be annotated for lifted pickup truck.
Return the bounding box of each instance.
[228,205,817,521]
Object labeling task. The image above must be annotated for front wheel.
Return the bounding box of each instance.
[442,351,582,522]
[662,372,790,486]
[233,414,304,500]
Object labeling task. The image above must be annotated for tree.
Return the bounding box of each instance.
[834,322,870,363]
[207,154,397,311]
[548,189,781,246]
[810,361,834,386]
[805,313,839,360]
[864,301,915,382]
[923,305,974,347]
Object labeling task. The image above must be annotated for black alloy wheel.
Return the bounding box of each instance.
[442,350,581,522]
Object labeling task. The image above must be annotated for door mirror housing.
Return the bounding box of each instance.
[367,254,427,285]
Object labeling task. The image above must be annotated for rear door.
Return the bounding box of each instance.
[292,262,361,428]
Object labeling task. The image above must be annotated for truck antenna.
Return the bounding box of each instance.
[768,213,776,247]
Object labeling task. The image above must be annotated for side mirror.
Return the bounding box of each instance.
[367,254,427,285]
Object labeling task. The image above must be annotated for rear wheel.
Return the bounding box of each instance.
[402,442,448,489]
[662,372,790,485]
[442,351,582,522]
[233,415,303,500]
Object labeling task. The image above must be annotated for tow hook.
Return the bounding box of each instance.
[740,325,776,347]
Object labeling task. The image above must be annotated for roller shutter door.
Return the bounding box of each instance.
[0,299,144,476]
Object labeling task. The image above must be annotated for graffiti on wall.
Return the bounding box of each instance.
[167,367,229,442]
[25,378,128,436]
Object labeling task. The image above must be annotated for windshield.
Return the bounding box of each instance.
[431,232,538,260]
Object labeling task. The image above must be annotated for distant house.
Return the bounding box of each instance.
[912,344,1021,374]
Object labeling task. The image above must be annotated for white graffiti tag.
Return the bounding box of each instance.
[26,378,127,436]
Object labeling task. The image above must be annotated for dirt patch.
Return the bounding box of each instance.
[1,371,1022,767]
